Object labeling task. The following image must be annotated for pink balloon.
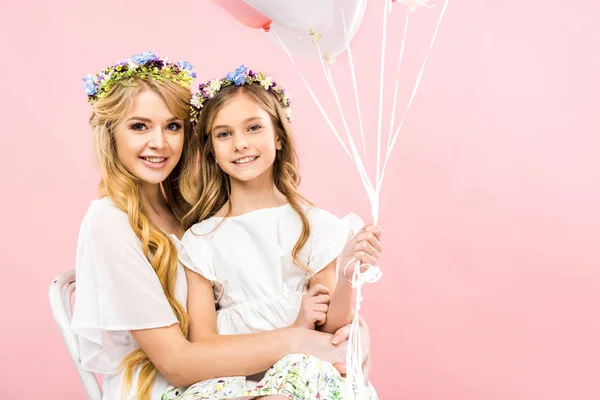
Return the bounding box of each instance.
[210,0,272,30]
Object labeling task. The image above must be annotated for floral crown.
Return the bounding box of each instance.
[82,52,197,104]
[190,64,292,123]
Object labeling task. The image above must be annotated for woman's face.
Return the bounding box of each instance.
[113,90,185,185]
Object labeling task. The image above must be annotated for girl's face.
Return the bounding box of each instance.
[210,93,281,185]
[113,90,185,186]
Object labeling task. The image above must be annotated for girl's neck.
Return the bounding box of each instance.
[227,178,287,217]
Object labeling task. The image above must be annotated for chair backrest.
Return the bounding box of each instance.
[49,270,103,400]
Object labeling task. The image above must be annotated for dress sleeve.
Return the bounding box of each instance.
[307,207,364,276]
[70,200,179,373]
[180,224,224,303]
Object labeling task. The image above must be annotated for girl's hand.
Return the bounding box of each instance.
[340,224,383,279]
[291,284,330,329]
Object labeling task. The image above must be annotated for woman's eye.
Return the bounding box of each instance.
[217,131,231,138]
[166,122,182,131]
[130,123,147,131]
[248,125,261,132]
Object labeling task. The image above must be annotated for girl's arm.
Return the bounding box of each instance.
[131,268,347,387]
[311,260,354,333]
[311,224,383,334]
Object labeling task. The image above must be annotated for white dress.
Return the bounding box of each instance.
[181,204,362,337]
[71,197,189,400]
[175,204,364,397]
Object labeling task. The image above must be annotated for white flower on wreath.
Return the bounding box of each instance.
[284,107,293,121]
[260,75,273,90]
[190,94,203,109]
[103,69,114,80]
[204,79,223,98]
[127,59,139,69]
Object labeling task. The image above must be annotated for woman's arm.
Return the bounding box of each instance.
[131,269,347,387]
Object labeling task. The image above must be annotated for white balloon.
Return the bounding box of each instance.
[394,0,434,11]
[255,0,367,61]
[243,0,335,31]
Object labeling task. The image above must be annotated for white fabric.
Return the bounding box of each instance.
[71,197,188,400]
[180,204,362,337]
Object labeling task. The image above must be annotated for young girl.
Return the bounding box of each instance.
[173,65,382,399]
[70,54,370,400]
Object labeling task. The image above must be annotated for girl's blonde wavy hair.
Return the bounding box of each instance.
[182,83,313,273]
[89,78,198,399]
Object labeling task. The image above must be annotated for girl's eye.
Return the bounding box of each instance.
[166,122,182,131]
[217,131,231,138]
[130,123,147,131]
[248,125,261,132]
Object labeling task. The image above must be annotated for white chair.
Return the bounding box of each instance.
[49,270,103,400]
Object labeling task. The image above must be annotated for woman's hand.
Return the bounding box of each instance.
[295,328,348,367]
[329,316,372,383]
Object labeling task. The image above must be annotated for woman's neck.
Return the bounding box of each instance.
[140,182,167,213]
[139,182,183,238]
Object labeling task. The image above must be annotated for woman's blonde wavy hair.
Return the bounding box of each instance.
[89,78,198,399]
[182,83,313,273]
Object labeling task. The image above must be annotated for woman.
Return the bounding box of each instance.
[71,52,373,400]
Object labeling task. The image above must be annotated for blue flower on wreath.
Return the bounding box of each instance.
[131,51,158,65]
[226,64,247,86]
[82,74,97,96]
[177,61,197,78]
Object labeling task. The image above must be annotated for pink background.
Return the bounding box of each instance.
[1,0,599,399]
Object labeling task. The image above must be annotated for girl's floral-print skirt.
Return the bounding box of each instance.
[161,354,378,400]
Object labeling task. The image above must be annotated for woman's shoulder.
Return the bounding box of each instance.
[84,197,125,221]
[79,197,134,241]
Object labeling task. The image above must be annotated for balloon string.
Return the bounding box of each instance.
[341,256,382,399]
[387,9,410,152]
[375,0,391,193]
[315,42,375,195]
[273,32,355,162]
[342,13,368,164]
[380,0,450,187]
